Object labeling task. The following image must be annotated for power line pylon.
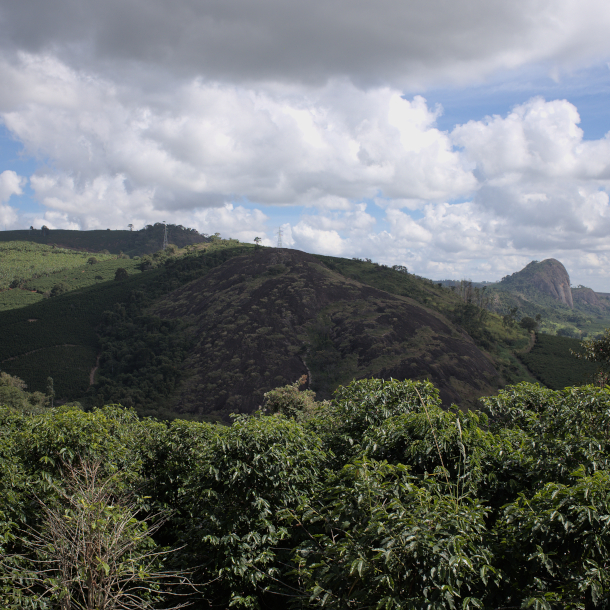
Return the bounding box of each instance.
[276,226,283,248]
[162,221,169,250]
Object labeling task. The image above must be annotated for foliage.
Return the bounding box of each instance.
[262,379,325,421]
[2,379,610,607]
[573,328,610,383]
[287,459,495,609]
[0,372,47,414]
[10,459,184,610]
[0,242,116,291]
[0,224,208,258]
[520,315,539,331]
[114,267,129,281]
[519,333,598,389]
[0,245,253,412]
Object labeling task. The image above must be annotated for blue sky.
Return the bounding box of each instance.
[2,0,610,288]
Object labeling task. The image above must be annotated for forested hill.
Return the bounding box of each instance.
[151,248,500,419]
[0,223,208,256]
[0,239,541,420]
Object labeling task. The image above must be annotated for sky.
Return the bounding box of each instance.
[2,2,610,288]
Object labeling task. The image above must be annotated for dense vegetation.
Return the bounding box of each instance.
[0,243,256,412]
[316,255,535,386]
[0,223,208,257]
[518,333,600,389]
[2,378,610,608]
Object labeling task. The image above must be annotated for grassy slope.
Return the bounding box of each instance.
[518,333,600,389]
[0,241,118,289]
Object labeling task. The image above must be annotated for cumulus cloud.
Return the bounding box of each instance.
[0,169,25,228]
[279,96,610,287]
[2,1,610,286]
[0,169,25,202]
[0,55,475,212]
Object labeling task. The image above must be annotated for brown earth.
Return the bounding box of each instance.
[152,248,501,419]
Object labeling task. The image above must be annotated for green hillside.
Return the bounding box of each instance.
[0,243,255,412]
[0,233,603,419]
[518,333,600,389]
[0,223,208,257]
[0,241,117,290]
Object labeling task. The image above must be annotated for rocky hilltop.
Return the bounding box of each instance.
[499,259,573,307]
[572,287,610,309]
[153,248,500,419]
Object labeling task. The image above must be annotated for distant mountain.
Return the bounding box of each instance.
[488,259,610,338]
[498,259,573,307]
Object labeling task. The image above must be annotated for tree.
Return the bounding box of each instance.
[138,257,153,272]
[50,282,70,297]
[114,268,128,281]
[128,224,134,231]
[573,328,610,385]
[0,373,46,413]
[261,379,324,421]
[9,458,192,610]
[87,257,98,265]
[519,316,538,332]
[46,376,55,408]
[502,306,518,328]
[253,237,261,246]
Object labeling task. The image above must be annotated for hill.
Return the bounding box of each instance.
[151,248,501,419]
[3,236,602,421]
[498,258,574,307]
[0,223,208,257]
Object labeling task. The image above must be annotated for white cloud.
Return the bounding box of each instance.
[0,170,26,228]
[0,55,475,213]
[2,1,610,287]
[291,222,345,257]
[0,169,25,201]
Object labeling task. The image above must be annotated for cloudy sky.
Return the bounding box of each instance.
[2,1,610,288]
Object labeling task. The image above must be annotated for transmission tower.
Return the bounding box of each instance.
[276,226,283,248]
[162,221,169,250]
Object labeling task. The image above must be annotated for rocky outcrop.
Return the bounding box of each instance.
[534,259,573,307]
[573,287,610,310]
[501,259,573,308]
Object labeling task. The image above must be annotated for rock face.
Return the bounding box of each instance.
[573,287,610,310]
[501,259,573,308]
[532,259,573,307]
